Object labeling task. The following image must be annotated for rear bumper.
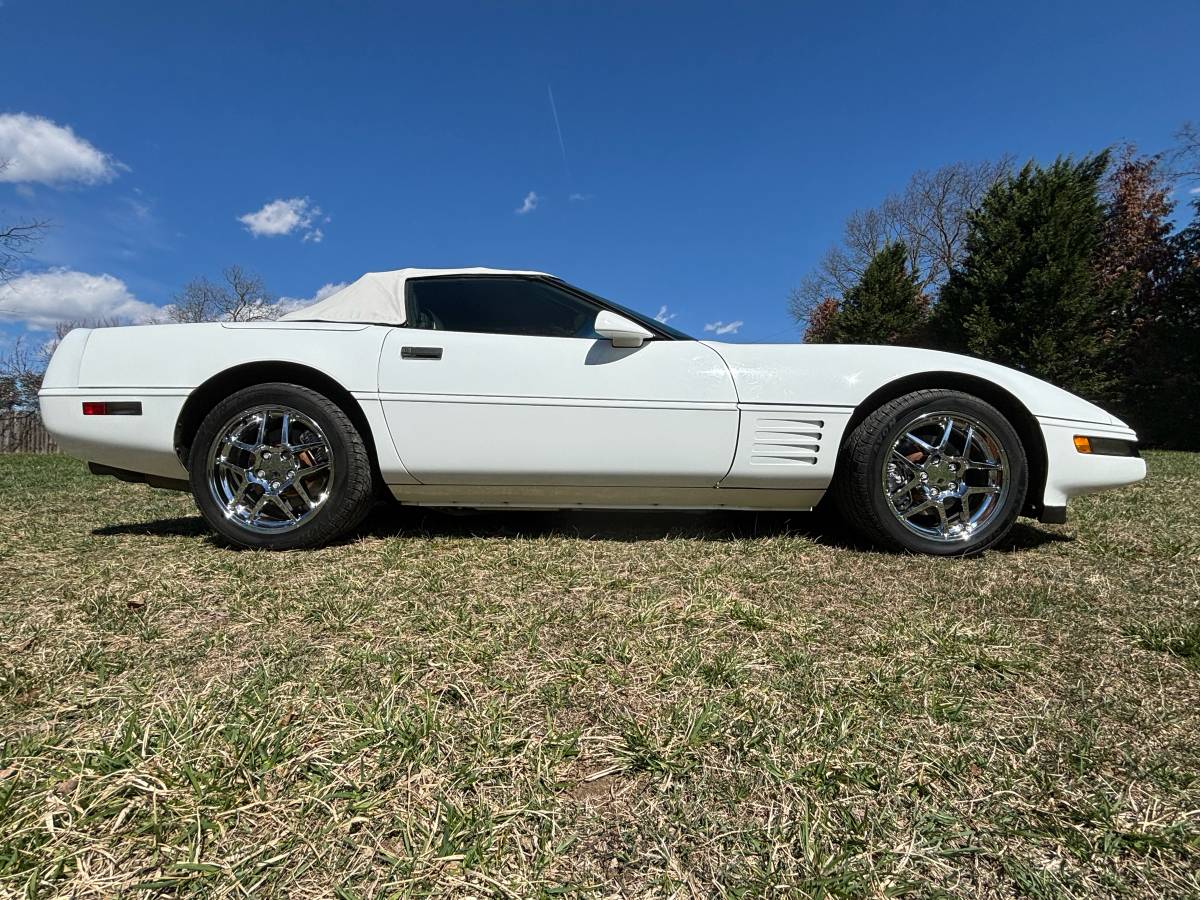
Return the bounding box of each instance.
[39,389,189,480]
[1038,417,1146,510]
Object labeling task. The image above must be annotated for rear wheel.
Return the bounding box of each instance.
[832,389,1027,555]
[188,383,374,549]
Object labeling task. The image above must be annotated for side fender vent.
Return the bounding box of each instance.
[750,416,822,466]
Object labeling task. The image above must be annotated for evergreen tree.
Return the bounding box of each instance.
[805,242,927,345]
[933,154,1127,399]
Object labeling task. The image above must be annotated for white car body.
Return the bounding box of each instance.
[40,268,1145,522]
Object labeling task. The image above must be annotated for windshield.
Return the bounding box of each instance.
[548,278,695,341]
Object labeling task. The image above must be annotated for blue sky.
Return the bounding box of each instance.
[1,0,1197,344]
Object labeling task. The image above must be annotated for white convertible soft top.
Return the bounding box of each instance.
[279,267,551,326]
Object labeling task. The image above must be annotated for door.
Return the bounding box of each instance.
[378,276,739,486]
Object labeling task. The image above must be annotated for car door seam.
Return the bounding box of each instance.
[697,340,743,485]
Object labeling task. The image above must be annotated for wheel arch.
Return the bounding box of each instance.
[174,361,383,486]
[842,371,1048,519]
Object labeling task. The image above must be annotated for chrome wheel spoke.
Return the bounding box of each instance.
[937,417,954,450]
[295,462,330,480]
[228,480,251,509]
[903,432,935,454]
[294,479,318,509]
[966,459,1003,472]
[935,500,950,535]
[248,494,269,521]
[902,498,936,519]
[965,484,1001,496]
[273,494,299,524]
[891,449,920,471]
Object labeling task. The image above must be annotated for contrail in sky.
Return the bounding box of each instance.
[547,84,573,184]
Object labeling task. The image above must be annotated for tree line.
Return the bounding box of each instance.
[792,126,1200,449]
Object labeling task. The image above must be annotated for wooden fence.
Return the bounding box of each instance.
[0,414,58,453]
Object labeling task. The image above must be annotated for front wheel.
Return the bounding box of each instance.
[832,389,1028,556]
[188,383,375,549]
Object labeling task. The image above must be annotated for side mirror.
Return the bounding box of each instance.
[594,310,653,348]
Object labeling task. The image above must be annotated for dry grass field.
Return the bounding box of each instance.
[1,452,1197,898]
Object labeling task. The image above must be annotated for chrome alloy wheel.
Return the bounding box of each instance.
[882,411,1009,543]
[205,405,335,534]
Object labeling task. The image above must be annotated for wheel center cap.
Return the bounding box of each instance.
[926,459,954,486]
[255,447,294,484]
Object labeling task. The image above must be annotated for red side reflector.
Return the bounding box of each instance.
[82,401,142,416]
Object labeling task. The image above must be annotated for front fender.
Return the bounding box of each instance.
[702,342,1123,427]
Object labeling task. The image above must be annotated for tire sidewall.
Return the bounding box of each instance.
[188,384,363,549]
[864,394,1028,555]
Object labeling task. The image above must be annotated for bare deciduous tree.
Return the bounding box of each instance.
[0,158,50,418]
[1098,146,1175,336]
[0,220,46,283]
[1168,121,1200,183]
[163,265,278,323]
[0,337,45,414]
[0,160,49,284]
[789,157,1013,325]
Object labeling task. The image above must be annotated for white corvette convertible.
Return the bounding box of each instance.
[40,268,1145,554]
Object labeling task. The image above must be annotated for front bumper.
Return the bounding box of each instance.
[1037,416,1146,512]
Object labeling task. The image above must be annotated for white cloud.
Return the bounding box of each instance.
[1190,186,1200,195]
[0,113,121,186]
[0,269,158,330]
[515,191,539,215]
[704,320,744,335]
[237,197,323,240]
[568,192,592,202]
[653,305,676,324]
[312,281,347,302]
[273,280,348,316]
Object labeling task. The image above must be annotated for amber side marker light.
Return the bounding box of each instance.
[1072,435,1140,457]
[82,401,142,416]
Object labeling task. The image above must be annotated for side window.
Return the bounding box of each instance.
[406,277,601,338]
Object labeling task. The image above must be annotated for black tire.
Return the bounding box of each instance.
[188,383,375,550]
[832,389,1028,556]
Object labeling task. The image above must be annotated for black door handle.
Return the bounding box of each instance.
[401,346,443,360]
